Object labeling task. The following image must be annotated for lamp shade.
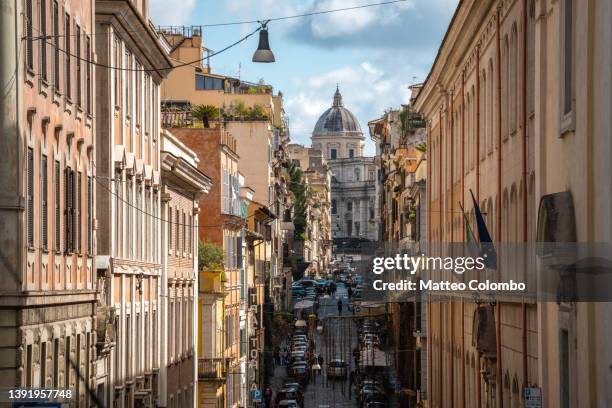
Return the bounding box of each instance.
[252,28,275,63]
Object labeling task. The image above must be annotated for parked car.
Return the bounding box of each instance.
[291,362,310,381]
[277,387,304,406]
[278,400,300,408]
[327,359,348,378]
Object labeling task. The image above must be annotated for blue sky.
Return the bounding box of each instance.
[150,0,458,155]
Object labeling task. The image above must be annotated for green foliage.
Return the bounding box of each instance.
[232,100,249,117]
[250,104,265,117]
[287,161,307,238]
[191,104,218,128]
[416,142,427,153]
[198,241,224,271]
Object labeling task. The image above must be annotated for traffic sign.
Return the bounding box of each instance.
[524,387,542,408]
[251,389,262,403]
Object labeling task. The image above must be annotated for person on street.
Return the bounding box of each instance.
[347,286,353,298]
[337,299,343,315]
[264,386,272,408]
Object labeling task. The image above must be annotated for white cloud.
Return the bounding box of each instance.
[285,56,424,154]
[309,0,415,39]
[150,0,196,26]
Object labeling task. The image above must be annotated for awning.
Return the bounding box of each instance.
[359,347,390,367]
[293,300,314,310]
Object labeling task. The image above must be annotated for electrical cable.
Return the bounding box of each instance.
[29,0,409,39]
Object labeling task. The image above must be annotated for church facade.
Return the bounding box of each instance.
[311,87,380,241]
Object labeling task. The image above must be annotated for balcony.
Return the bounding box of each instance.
[198,358,226,381]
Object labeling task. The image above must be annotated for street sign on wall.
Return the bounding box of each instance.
[524,387,542,408]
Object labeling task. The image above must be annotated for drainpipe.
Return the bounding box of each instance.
[521,0,529,391]
[439,109,443,241]
[428,123,432,243]
[461,70,466,408]
[495,8,504,408]
[450,90,454,245]
[475,43,482,408]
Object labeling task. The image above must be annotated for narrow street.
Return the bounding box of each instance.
[271,282,359,408]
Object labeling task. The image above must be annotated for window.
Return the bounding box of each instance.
[349,149,354,158]
[64,168,73,253]
[76,25,81,106]
[27,148,34,248]
[55,161,60,252]
[113,37,120,107]
[87,176,92,254]
[64,14,71,100]
[354,168,360,181]
[182,212,186,255]
[65,336,71,387]
[330,148,337,160]
[331,199,337,215]
[42,155,48,250]
[347,201,352,212]
[53,339,59,387]
[26,0,34,71]
[126,51,132,115]
[168,208,172,252]
[76,171,81,253]
[136,62,142,126]
[40,0,47,81]
[52,1,59,90]
[175,208,180,253]
[86,36,91,114]
[560,0,575,132]
[195,74,224,90]
[560,329,570,408]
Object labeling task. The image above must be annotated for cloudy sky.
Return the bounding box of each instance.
[150,0,458,155]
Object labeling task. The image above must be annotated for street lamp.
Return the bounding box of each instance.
[252,21,275,63]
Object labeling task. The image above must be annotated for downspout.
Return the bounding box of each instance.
[475,44,482,408]
[439,109,443,241]
[428,123,432,243]
[449,91,455,408]
[450,90,454,245]
[521,0,529,391]
[495,8,504,408]
[461,70,466,408]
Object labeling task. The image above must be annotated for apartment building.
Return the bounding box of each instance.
[0,0,97,404]
[413,0,612,407]
[166,126,242,408]
[160,130,212,408]
[93,0,172,406]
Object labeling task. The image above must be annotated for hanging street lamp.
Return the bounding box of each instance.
[252,21,275,63]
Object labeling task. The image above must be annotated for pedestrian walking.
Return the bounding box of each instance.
[347,286,353,298]
[337,299,343,315]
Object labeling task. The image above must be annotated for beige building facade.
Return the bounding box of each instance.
[414,0,611,407]
[160,130,212,408]
[93,0,172,406]
[0,0,97,404]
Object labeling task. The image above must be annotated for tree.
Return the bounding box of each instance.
[198,241,224,271]
[192,104,218,128]
[287,161,307,239]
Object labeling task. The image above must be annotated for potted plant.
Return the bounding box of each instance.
[191,104,219,128]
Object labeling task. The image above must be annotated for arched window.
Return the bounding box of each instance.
[331,199,337,215]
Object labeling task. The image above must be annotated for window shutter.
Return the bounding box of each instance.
[52,1,59,90]
[87,176,91,254]
[64,13,71,99]
[64,167,72,253]
[55,161,60,252]
[76,171,81,252]
[42,155,48,250]
[27,148,34,247]
[40,0,47,81]
[237,237,243,269]
[25,0,33,70]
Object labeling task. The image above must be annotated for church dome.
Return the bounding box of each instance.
[313,87,362,135]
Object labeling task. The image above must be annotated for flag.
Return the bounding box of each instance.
[459,201,480,258]
[469,190,497,269]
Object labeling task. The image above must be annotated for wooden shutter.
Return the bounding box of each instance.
[55,161,60,252]
[42,155,48,249]
[40,0,47,80]
[27,148,34,247]
[25,0,33,70]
